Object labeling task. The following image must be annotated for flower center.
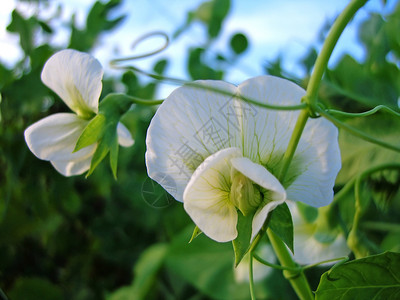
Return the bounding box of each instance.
[230,169,261,216]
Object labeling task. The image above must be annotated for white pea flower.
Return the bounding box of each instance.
[289,203,350,265]
[146,76,341,242]
[24,49,133,176]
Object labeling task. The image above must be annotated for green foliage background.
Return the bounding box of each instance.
[0,0,399,299]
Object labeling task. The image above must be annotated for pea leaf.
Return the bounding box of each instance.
[267,203,294,253]
[232,211,254,266]
[230,32,248,55]
[8,277,63,300]
[315,252,400,300]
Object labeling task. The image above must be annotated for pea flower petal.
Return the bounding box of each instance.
[41,49,103,118]
[24,113,96,176]
[184,148,242,242]
[117,123,135,147]
[146,80,239,202]
[230,157,287,240]
[289,203,350,265]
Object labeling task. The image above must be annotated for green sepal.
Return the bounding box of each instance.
[188,226,202,243]
[109,131,119,180]
[74,114,106,152]
[267,203,294,253]
[85,137,109,178]
[232,210,255,267]
[79,93,133,178]
[86,119,119,178]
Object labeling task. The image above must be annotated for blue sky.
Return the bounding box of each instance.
[0,0,397,96]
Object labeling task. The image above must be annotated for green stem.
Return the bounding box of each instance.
[305,0,368,110]
[278,109,309,180]
[125,95,164,106]
[361,222,400,233]
[267,229,314,300]
[253,1,369,299]
[249,252,256,300]
[332,177,357,206]
[253,253,301,271]
[303,256,349,270]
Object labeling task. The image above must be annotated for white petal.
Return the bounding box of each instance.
[146,80,240,202]
[183,148,242,242]
[41,49,103,117]
[286,118,341,207]
[117,122,134,147]
[289,203,350,265]
[24,113,96,176]
[238,76,341,208]
[230,156,287,240]
[231,157,286,201]
[293,230,349,266]
[237,76,305,165]
[50,151,94,176]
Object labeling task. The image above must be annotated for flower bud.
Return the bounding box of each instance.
[230,170,261,216]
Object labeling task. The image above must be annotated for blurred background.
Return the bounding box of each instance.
[0,0,399,299]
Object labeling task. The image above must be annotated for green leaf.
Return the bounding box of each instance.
[232,211,254,266]
[300,47,318,74]
[69,0,125,52]
[208,0,230,38]
[325,55,398,109]
[153,59,168,75]
[188,47,223,80]
[108,243,168,300]
[268,203,294,253]
[7,10,36,55]
[74,114,106,152]
[8,277,63,300]
[230,32,248,55]
[189,225,202,243]
[296,202,318,223]
[316,252,400,300]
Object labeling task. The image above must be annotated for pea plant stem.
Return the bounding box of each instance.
[251,0,369,299]
[305,0,369,110]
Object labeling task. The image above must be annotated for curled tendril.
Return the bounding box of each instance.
[325,104,400,119]
[316,106,400,153]
[110,31,170,65]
